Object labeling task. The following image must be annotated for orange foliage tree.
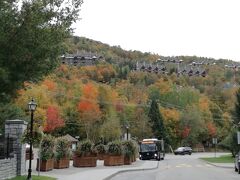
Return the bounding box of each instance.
[182,126,191,138]
[77,83,101,139]
[207,122,216,137]
[42,79,56,91]
[161,108,180,145]
[44,106,64,133]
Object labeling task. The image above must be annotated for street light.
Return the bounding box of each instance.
[27,98,37,180]
[125,125,129,140]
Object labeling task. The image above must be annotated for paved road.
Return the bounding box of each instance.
[111,153,239,180]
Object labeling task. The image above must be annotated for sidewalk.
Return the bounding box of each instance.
[205,162,234,169]
[31,159,158,180]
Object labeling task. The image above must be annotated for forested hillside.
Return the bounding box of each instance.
[3,36,240,149]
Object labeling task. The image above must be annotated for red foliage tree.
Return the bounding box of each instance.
[78,100,100,113]
[44,106,64,132]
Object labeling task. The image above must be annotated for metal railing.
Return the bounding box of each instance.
[0,134,14,159]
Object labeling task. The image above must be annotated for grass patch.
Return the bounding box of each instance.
[8,175,56,180]
[200,154,234,163]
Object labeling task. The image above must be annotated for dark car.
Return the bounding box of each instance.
[174,147,192,155]
[235,151,240,174]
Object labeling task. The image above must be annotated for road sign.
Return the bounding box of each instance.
[237,132,240,145]
[212,138,217,144]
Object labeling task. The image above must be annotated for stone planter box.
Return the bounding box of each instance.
[124,156,132,165]
[73,155,97,167]
[36,158,54,171]
[104,155,124,166]
[54,157,70,169]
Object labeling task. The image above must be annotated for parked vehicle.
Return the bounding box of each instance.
[139,138,165,161]
[235,151,240,174]
[174,147,192,155]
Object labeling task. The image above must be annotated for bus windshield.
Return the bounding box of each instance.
[140,143,156,152]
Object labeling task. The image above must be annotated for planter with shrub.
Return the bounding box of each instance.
[54,137,70,169]
[94,143,106,160]
[36,135,54,171]
[122,140,135,165]
[73,140,97,167]
[104,141,124,166]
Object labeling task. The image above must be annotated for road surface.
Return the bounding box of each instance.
[111,153,239,180]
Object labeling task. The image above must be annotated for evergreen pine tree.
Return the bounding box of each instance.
[148,99,168,143]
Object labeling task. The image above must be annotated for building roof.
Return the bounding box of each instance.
[62,134,79,142]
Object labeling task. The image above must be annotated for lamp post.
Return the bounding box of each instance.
[27,98,37,180]
[126,125,129,140]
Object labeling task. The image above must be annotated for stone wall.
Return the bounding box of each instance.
[0,156,17,180]
[0,120,27,180]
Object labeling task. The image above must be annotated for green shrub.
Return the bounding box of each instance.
[131,140,139,156]
[122,140,135,158]
[39,135,54,161]
[75,139,95,157]
[54,137,70,160]
[94,144,106,154]
[219,128,240,157]
[107,141,123,155]
[21,127,43,146]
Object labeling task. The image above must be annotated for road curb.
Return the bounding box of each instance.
[103,161,159,180]
[199,159,233,169]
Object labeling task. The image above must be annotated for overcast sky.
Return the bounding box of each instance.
[73,0,240,61]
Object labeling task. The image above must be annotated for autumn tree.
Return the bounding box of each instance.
[61,105,82,138]
[0,0,83,102]
[179,107,205,146]
[207,122,216,137]
[42,79,57,92]
[44,105,65,133]
[161,108,180,147]
[129,107,153,140]
[98,86,115,111]
[219,88,240,156]
[77,83,102,140]
[100,110,121,143]
[210,102,223,127]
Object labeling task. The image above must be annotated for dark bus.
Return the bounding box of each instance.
[139,138,165,161]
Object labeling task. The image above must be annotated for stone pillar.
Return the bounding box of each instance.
[5,120,27,176]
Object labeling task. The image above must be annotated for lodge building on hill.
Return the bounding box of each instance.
[61,53,104,66]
